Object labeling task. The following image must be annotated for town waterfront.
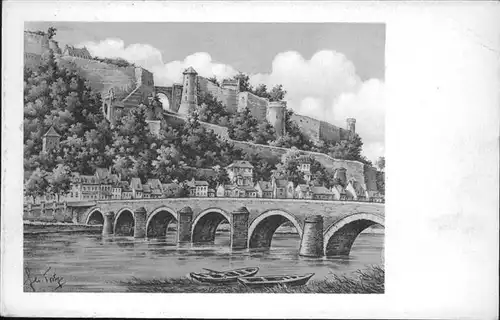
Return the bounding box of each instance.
[24,229,384,292]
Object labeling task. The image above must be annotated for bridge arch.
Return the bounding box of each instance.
[85,207,104,225]
[248,209,303,249]
[323,213,384,256]
[191,207,231,244]
[146,206,178,238]
[114,207,135,236]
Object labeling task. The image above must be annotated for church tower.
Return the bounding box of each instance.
[178,66,198,116]
[42,126,60,153]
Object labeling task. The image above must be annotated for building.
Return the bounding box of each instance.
[162,183,181,198]
[188,179,209,197]
[331,184,348,201]
[311,186,334,201]
[345,179,368,201]
[295,184,313,200]
[130,178,143,199]
[254,180,273,198]
[42,126,61,153]
[142,184,152,199]
[147,179,163,198]
[297,155,312,182]
[226,160,254,187]
[121,181,133,199]
[63,45,92,59]
[272,177,295,199]
[242,186,258,198]
[80,175,100,200]
[217,184,245,198]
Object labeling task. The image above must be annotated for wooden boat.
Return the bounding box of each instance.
[237,273,315,288]
[189,267,259,284]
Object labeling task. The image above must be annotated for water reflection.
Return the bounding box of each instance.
[24,231,384,292]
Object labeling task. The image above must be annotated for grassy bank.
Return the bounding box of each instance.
[119,265,384,293]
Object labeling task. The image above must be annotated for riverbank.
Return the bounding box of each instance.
[24,221,101,235]
[119,265,384,293]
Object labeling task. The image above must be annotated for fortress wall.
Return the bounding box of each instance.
[233,140,375,190]
[135,68,155,98]
[162,113,375,190]
[58,56,137,97]
[24,32,49,56]
[164,113,230,139]
[198,77,239,114]
[291,114,321,143]
[319,120,343,142]
[238,92,268,122]
[221,88,239,114]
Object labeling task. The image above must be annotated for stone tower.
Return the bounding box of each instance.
[42,126,61,153]
[266,101,287,137]
[178,66,198,116]
[346,118,356,135]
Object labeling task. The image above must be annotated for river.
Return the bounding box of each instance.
[24,228,384,292]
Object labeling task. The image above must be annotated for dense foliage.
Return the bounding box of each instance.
[23,39,381,200]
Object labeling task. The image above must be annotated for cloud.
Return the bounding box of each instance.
[249,50,385,162]
[78,39,384,161]
[79,39,237,86]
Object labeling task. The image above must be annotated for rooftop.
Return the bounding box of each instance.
[43,126,60,137]
[183,66,197,75]
[227,160,254,169]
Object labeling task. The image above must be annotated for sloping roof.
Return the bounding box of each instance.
[296,184,311,192]
[147,178,162,189]
[208,188,215,193]
[274,179,290,188]
[194,180,209,187]
[241,186,257,192]
[183,66,197,74]
[227,160,254,169]
[130,178,142,190]
[311,186,333,195]
[142,185,151,193]
[256,181,273,192]
[43,126,60,137]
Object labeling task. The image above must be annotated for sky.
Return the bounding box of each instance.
[26,22,385,162]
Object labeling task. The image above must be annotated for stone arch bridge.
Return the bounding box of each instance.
[71,198,384,257]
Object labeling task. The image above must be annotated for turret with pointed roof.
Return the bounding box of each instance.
[42,126,60,153]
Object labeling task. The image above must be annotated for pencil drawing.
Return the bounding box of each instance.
[23,22,385,293]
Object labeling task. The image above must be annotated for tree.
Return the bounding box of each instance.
[47,27,57,39]
[273,148,306,185]
[250,121,276,145]
[376,171,385,195]
[24,47,109,176]
[376,156,385,171]
[253,84,270,99]
[46,164,72,202]
[232,72,252,92]
[25,169,49,202]
[268,84,287,102]
[207,76,220,87]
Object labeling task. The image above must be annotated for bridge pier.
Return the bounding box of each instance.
[230,207,250,250]
[299,215,324,257]
[102,211,115,236]
[177,206,193,243]
[134,207,147,238]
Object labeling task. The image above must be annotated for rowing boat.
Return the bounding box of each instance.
[237,273,315,288]
[189,267,259,284]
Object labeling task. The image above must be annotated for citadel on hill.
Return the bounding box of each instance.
[24,30,356,146]
[24,29,380,198]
